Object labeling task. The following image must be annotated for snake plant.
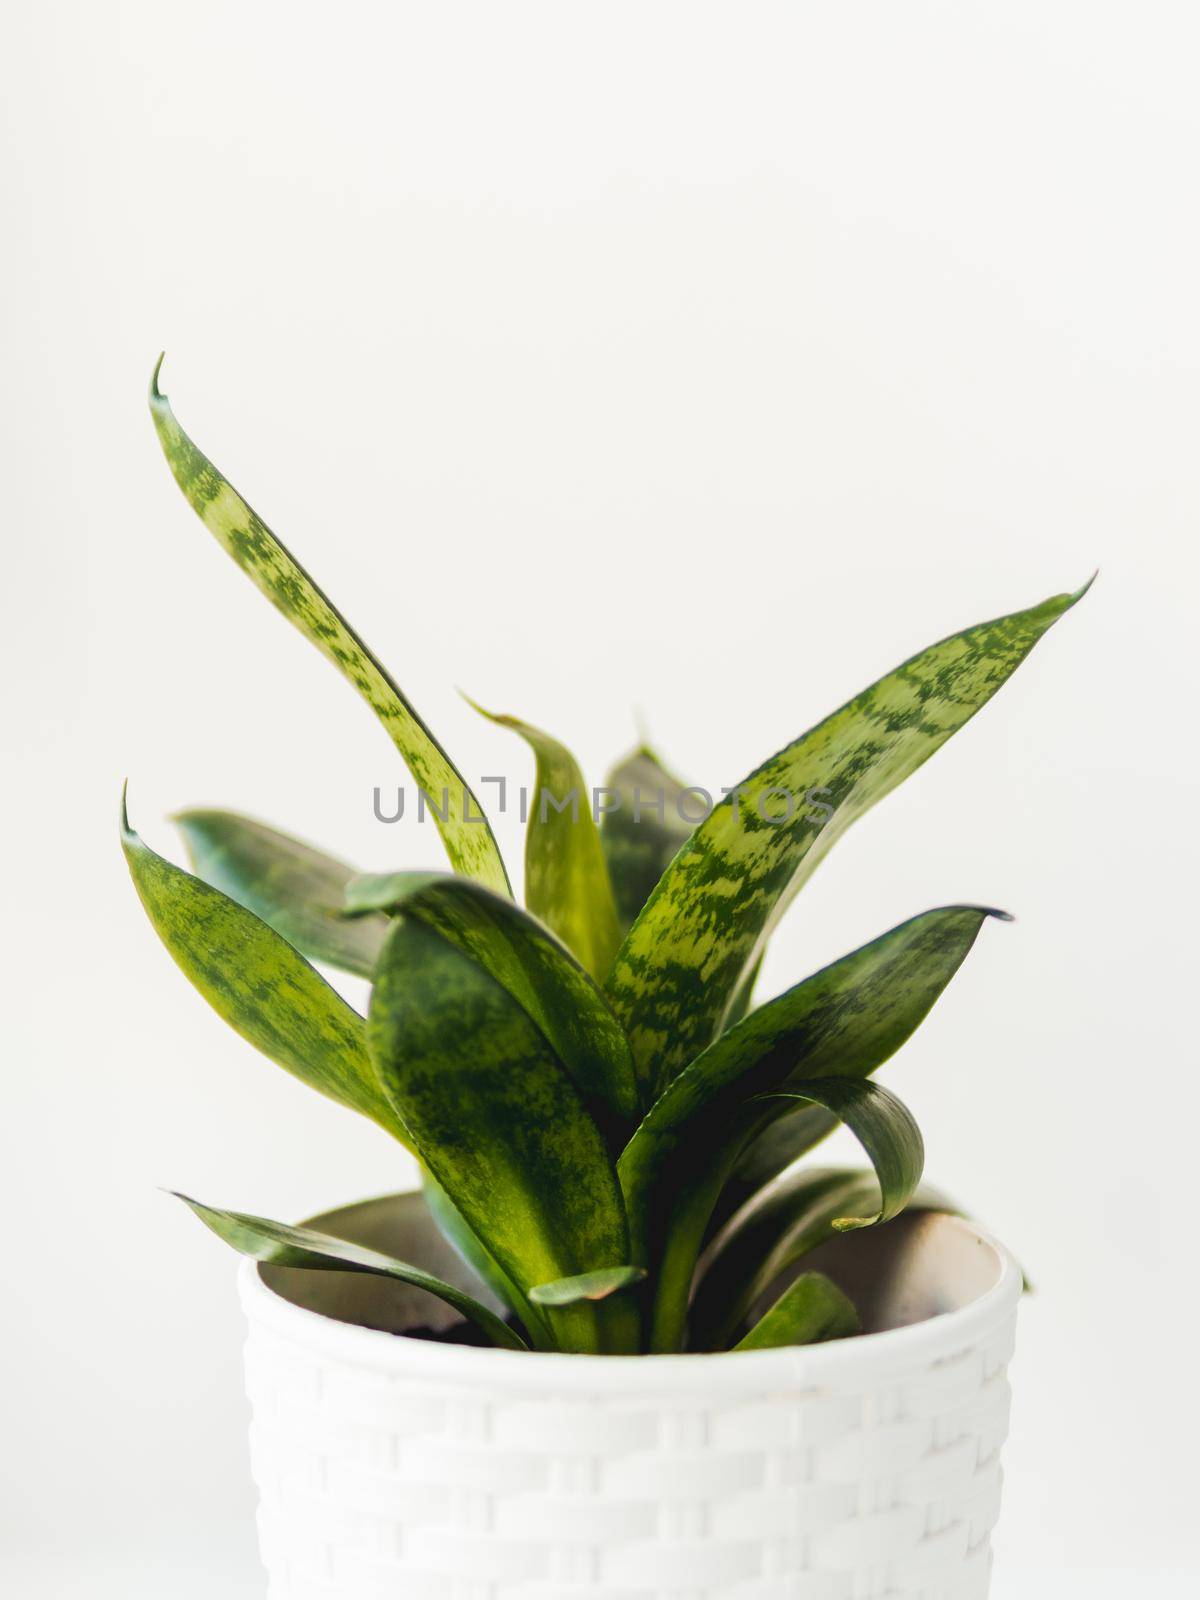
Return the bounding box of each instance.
[124,358,1087,1356]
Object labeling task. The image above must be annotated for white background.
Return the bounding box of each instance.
[2,3,1196,1595]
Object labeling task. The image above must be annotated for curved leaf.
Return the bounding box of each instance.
[730,1100,833,1194]
[175,1193,525,1350]
[529,1265,646,1307]
[367,916,637,1352]
[122,794,407,1142]
[618,905,1001,1350]
[606,582,1089,1097]
[762,1079,924,1231]
[174,808,389,978]
[346,872,638,1123]
[599,745,695,933]
[691,1166,954,1351]
[467,702,620,978]
[149,359,510,896]
[734,1271,860,1351]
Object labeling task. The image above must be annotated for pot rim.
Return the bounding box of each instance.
[240,1201,1022,1395]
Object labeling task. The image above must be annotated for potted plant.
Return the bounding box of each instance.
[126,357,1086,1598]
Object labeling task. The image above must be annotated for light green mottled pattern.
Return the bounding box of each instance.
[528,1265,646,1307]
[691,1167,954,1351]
[347,872,639,1123]
[768,1079,924,1230]
[176,1194,525,1350]
[148,360,509,897]
[122,796,406,1144]
[599,745,695,933]
[607,583,1089,1096]
[618,906,1000,1349]
[175,808,388,978]
[469,703,621,979]
[367,917,636,1353]
[733,1272,860,1351]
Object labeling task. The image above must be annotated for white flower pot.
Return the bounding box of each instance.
[239,1191,1021,1600]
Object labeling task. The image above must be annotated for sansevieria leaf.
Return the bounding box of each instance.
[733,1271,860,1351]
[346,872,639,1123]
[599,745,695,933]
[174,808,392,978]
[176,1194,526,1350]
[691,1167,954,1351]
[367,917,636,1352]
[607,582,1089,1097]
[149,359,510,896]
[121,793,406,1143]
[468,703,621,979]
[619,905,1001,1350]
[761,1078,925,1230]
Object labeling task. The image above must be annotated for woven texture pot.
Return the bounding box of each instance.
[240,1191,1021,1600]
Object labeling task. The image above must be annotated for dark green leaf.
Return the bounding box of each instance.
[606,582,1089,1098]
[175,1193,525,1350]
[149,359,510,896]
[762,1077,924,1230]
[691,1167,954,1351]
[367,916,637,1353]
[346,872,638,1123]
[174,808,390,978]
[731,1101,833,1193]
[599,745,695,932]
[529,1265,647,1307]
[122,793,407,1143]
[466,702,621,979]
[617,905,1001,1350]
[734,1271,860,1350]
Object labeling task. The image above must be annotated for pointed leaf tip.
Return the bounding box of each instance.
[146,374,510,896]
[171,1193,528,1350]
[734,1271,861,1351]
[465,703,623,981]
[150,352,166,401]
[607,585,1084,1094]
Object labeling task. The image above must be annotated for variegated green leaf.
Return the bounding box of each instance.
[528,1265,646,1307]
[174,808,393,978]
[367,916,637,1353]
[618,905,1001,1351]
[599,745,695,933]
[420,1170,552,1347]
[122,793,406,1143]
[607,582,1089,1098]
[346,872,638,1123]
[176,1193,526,1350]
[733,1271,860,1350]
[691,1167,953,1351]
[761,1078,924,1230]
[467,702,621,979]
[149,359,510,896]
